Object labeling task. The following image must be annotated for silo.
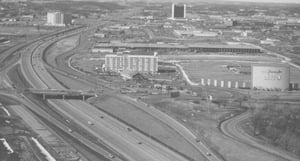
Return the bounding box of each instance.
[251,65,290,91]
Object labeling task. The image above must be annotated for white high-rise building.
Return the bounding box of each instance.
[47,11,65,26]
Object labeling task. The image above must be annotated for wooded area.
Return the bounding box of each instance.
[251,104,300,156]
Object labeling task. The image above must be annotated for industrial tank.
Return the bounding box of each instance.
[251,65,290,91]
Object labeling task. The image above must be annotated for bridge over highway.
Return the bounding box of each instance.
[25,88,97,100]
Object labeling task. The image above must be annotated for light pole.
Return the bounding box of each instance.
[207,95,213,114]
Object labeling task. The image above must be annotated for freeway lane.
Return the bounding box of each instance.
[70,100,188,161]
[220,111,300,161]
[45,26,223,161]
[119,95,222,161]
[0,92,110,161]
[21,26,193,161]
[49,99,188,161]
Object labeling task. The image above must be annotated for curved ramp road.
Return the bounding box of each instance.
[220,111,300,161]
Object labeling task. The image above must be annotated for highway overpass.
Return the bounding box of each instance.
[25,88,97,100]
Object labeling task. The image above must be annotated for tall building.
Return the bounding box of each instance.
[47,11,72,26]
[63,13,72,26]
[171,3,186,19]
[105,53,158,73]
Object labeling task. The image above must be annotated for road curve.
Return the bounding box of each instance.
[220,111,300,161]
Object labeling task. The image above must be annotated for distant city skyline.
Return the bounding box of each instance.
[42,0,300,4]
[224,0,300,3]
[120,0,300,4]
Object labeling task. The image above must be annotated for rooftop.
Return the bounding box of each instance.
[95,42,261,50]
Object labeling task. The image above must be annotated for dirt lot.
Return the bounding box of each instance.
[70,53,105,74]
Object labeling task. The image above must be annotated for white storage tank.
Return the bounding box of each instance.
[251,65,290,91]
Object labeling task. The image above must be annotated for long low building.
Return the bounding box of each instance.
[94,42,262,53]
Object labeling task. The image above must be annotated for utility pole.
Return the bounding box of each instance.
[207,94,212,114]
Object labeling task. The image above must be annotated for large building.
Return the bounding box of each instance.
[174,30,218,37]
[172,3,186,19]
[105,53,158,73]
[95,42,262,53]
[47,11,72,26]
[63,13,72,26]
[251,65,290,91]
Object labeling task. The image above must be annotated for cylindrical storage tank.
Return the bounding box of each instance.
[220,80,224,88]
[201,78,205,86]
[207,79,211,86]
[227,81,232,88]
[242,82,246,88]
[235,81,239,88]
[251,65,290,91]
[214,80,218,87]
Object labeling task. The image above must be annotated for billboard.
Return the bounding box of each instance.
[251,65,290,91]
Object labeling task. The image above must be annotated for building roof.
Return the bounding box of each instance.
[95,42,261,50]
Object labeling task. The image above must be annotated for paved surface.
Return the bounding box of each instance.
[20,27,194,161]
[51,28,224,161]
[119,95,222,161]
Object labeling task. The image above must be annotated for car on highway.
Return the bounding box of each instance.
[68,128,73,133]
[88,121,94,125]
[108,153,115,159]
[206,152,211,156]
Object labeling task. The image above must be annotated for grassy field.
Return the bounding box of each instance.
[143,93,285,161]
[176,55,300,83]
[181,60,252,82]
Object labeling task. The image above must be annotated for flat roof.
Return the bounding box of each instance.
[252,63,290,68]
[95,42,261,50]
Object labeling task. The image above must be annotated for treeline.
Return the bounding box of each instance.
[250,105,300,156]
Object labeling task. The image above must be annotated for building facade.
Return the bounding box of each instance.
[172,3,186,19]
[47,11,71,26]
[105,54,158,73]
[251,65,290,91]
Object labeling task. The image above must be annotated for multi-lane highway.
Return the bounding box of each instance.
[0,20,225,161]
[19,26,198,161]
[44,28,224,161]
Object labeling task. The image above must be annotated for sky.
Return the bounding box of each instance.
[140,0,300,4]
[224,0,300,3]
[68,0,300,4]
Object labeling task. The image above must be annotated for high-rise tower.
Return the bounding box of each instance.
[171,3,186,19]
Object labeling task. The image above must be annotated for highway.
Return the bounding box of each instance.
[20,26,194,161]
[119,95,222,161]
[220,110,300,161]
[0,92,110,161]
[0,15,224,161]
[47,28,224,161]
